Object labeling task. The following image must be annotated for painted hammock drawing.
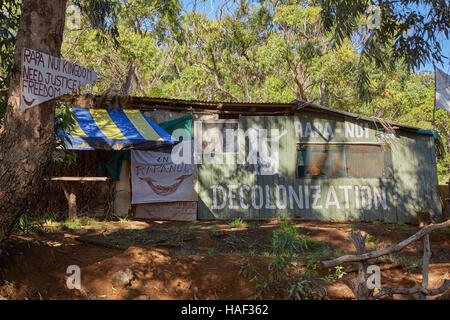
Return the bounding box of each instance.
[139,174,192,196]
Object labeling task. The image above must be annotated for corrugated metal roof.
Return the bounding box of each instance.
[62,94,435,135]
[291,100,434,134]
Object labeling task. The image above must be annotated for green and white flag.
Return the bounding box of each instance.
[436,67,450,112]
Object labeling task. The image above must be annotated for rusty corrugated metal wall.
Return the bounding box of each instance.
[197,113,442,223]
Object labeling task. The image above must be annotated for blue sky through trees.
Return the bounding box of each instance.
[179,0,449,73]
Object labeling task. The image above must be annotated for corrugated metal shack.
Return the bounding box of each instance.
[62,94,443,224]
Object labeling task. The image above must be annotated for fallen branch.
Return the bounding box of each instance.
[343,263,402,274]
[370,279,450,300]
[74,236,125,250]
[321,220,450,268]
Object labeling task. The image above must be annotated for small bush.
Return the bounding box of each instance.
[43,212,60,223]
[112,215,131,223]
[14,212,37,233]
[238,220,330,300]
[60,219,82,230]
[271,218,325,257]
[271,219,300,256]
[13,211,50,234]
[228,218,248,228]
[239,259,259,281]
[288,263,327,300]
[365,236,376,244]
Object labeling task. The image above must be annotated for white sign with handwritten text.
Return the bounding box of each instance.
[21,48,97,110]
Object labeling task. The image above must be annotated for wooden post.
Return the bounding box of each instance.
[59,181,77,220]
[49,177,110,220]
[418,216,432,300]
[345,230,373,300]
[419,219,431,299]
[104,180,115,219]
[418,234,432,300]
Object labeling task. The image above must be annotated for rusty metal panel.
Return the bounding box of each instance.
[197,113,441,223]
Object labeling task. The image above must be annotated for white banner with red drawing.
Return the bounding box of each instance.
[130,144,198,204]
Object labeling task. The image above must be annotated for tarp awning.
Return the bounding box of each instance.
[158,114,194,140]
[60,108,178,150]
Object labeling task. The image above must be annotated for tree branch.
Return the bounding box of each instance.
[321,220,450,268]
[370,279,450,300]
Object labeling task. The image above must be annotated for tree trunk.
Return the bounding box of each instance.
[0,0,67,245]
[347,230,373,300]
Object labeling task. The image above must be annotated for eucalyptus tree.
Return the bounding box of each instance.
[317,0,450,101]
[0,0,123,245]
[63,0,184,96]
[0,0,22,122]
[181,4,284,102]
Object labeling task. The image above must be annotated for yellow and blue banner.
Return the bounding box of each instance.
[59,108,178,150]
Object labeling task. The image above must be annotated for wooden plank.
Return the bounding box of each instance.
[45,177,110,182]
[136,202,197,221]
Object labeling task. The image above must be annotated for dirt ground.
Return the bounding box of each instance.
[0,219,449,300]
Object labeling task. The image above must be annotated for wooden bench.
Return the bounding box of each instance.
[45,177,111,219]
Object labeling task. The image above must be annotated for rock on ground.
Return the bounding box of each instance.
[111,268,136,287]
